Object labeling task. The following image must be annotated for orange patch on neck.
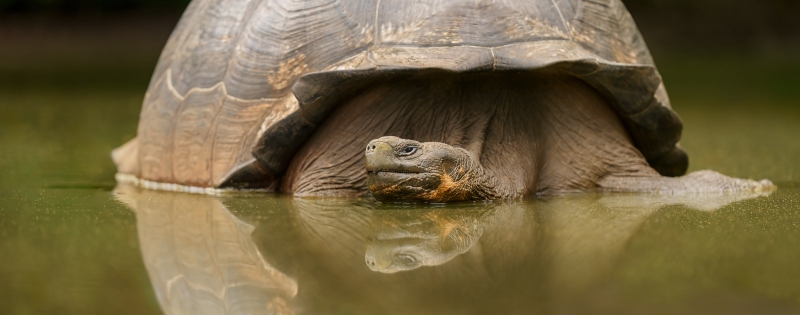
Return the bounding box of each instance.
[422,172,471,202]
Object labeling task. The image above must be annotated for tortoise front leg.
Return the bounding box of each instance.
[598,169,775,194]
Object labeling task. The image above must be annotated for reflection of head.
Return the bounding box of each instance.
[365,208,493,273]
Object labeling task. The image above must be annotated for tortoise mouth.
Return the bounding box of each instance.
[366,168,427,175]
[366,169,439,183]
[367,171,443,201]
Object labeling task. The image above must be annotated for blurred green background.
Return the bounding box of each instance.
[2,0,798,50]
[0,1,798,314]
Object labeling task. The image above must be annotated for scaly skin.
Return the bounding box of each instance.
[283,73,775,201]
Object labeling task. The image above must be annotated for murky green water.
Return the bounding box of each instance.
[1,55,799,314]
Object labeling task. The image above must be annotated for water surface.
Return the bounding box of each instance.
[116,185,800,315]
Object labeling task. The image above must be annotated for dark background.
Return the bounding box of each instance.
[2,0,799,52]
[2,0,799,94]
[2,0,799,92]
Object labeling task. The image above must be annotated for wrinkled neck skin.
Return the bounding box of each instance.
[284,72,549,198]
[284,72,637,200]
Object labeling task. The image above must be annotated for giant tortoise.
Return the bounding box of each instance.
[113,0,773,202]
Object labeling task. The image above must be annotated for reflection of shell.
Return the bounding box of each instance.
[114,184,297,315]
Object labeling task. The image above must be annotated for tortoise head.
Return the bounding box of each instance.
[365,136,475,202]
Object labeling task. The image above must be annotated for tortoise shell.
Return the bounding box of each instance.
[113,0,687,189]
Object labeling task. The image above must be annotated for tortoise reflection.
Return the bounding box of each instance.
[117,184,771,315]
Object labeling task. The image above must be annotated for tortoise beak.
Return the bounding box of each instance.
[364,252,394,271]
[365,141,396,172]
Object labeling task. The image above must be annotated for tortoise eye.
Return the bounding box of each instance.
[398,146,418,156]
[394,254,419,267]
